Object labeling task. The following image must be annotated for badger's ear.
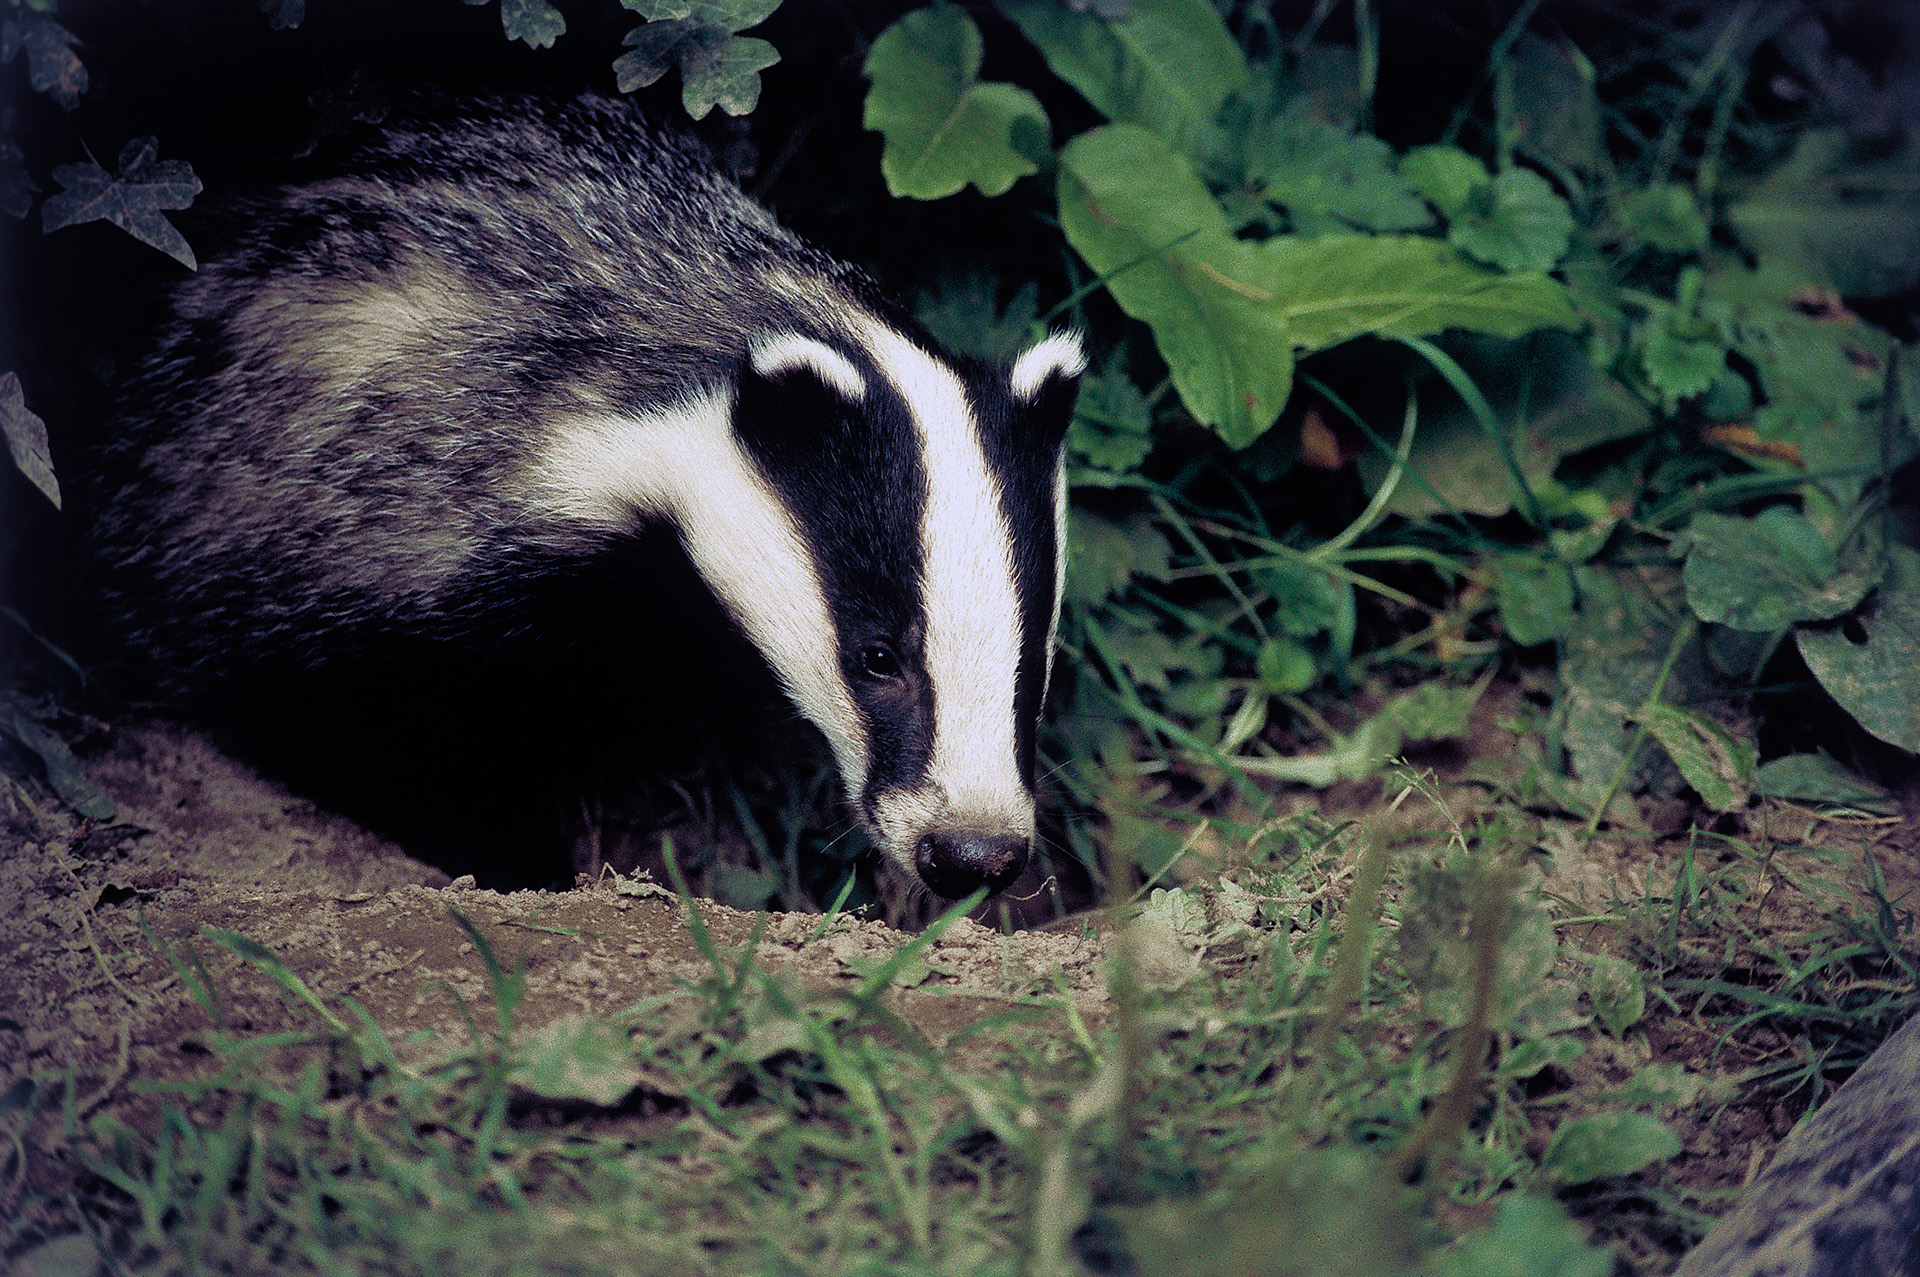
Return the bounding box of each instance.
[736,333,869,451]
[1008,331,1084,451]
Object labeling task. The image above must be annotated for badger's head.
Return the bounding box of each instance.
[534,321,1082,898]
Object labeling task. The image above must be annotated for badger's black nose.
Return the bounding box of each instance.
[913,831,1029,899]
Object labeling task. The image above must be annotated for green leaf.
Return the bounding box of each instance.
[1447,167,1574,273]
[1507,34,1605,174]
[1796,544,1920,753]
[1254,233,1581,352]
[258,0,305,30]
[498,0,565,48]
[1068,363,1155,476]
[1640,322,1726,407]
[1059,124,1293,448]
[1242,119,1431,235]
[863,6,1048,200]
[1543,1111,1681,1185]
[1587,954,1646,1038]
[614,1,782,118]
[41,137,201,269]
[510,1017,646,1106]
[1066,509,1169,606]
[1635,703,1757,812]
[1756,752,1897,814]
[1402,145,1488,219]
[1256,636,1317,694]
[998,0,1248,162]
[1,708,115,820]
[917,274,1039,361]
[1618,183,1708,253]
[14,14,87,109]
[1432,1196,1613,1277]
[1490,554,1575,646]
[1683,506,1881,631]
[1728,129,1920,298]
[2,372,59,508]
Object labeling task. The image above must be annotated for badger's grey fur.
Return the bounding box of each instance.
[78,93,1084,899]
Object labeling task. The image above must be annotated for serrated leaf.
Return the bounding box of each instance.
[1636,703,1756,811]
[1447,167,1574,273]
[999,0,1247,162]
[19,14,87,109]
[1683,506,1881,631]
[1796,544,1920,752]
[1544,1111,1681,1185]
[41,137,201,269]
[1641,323,1725,406]
[614,3,781,118]
[863,6,1048,200]
[1619,183,1708,253]
[917,275,1039,362]
[1066,509,1169,606]
[1059,124,1293,448]
[1,372,59,508]
[499,0,565,48]
[1068,363,1155,475]
[1244,119,1430,235]
[509,1017,645,1106]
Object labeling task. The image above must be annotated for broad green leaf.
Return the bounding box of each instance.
[1728,129,1920,298]
[1255,636,1316,694]
[1683,506,1881,631]
[1447,167,1574,273]
[1587,954,1646,1038]
[1796,544,1920,752]
[41,137,201,270]
[998,0,1248,162]
[1432,1196,1613,1277]
[864,6,1048,200]
[1756,752,1897,814]
[1243,118,1430,235]
[2,372,59,508]
[14,14,87,109]
[1641,323,1726,407]
[1619,183,1708,253]
[1402,145,1488,219]
[1544,1111,1681,1185]
[1635,703,1756,812]
[1253,233,1581,352]
[614,1,782,118]
[1490,554,1575,646]
[510,1017,646,1106]
[1059,125,1293,447]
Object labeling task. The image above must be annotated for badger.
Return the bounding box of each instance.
[76,93,1084,900]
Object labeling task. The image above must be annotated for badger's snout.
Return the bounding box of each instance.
[913,830,1029,899]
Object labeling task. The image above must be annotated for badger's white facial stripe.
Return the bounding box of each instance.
[750,333,867,402]
[1008,331,1086,401]
[527,394,870,791]
[1042,459,1069,709]
[850,315,1034,841]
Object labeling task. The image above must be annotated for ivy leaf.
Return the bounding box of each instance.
[7,14,88,109]
[41,137,202,270]
[1619,183,1708,253]
[1,372,59,508]
[1636,703,1757,811]
[999,0,1247,163]
[863,6,1049,200]
[1447,167,1574,273]
[1796,544,1920,753]
[1682,506,1881,631]
[614,1,781,118]
[500,0,565,48]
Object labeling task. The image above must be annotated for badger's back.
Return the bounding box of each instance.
[81,95,875,701]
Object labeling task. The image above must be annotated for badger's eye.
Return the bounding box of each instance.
[857,642,902,679]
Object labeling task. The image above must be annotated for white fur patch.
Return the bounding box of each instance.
[750,333,867,402]
[526,395,870,792]
[850,315,1035,845]
[1041,459,1069,709]
[1008,331,1086,401]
